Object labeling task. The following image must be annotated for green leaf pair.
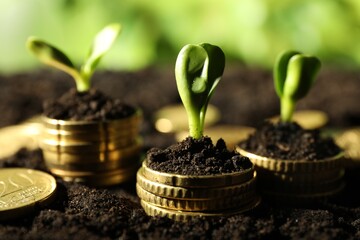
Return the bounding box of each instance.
[27,23,121,92]
[274,50,321,122]
[175,43,225,139]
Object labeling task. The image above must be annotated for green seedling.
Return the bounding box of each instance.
[175,43,225,139]
[26,23,121,92]
[274,50,321,122]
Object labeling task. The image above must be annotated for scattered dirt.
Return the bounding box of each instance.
[43,88,135,121]
[147,136,252,175]
[239,121,342,160]
[0,67,360,239]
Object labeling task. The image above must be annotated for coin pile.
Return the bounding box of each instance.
[0,168,57,221]
[136,161,260,221]
[237,148,345,204]
[40,110,142,186]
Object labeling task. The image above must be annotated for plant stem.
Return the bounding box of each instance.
[281,98,295,122]
[188,109,202,139]
[74,75,90,92]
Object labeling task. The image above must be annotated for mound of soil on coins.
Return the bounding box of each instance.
[43,88,135,121]
[239,121,342,160]
[147,136,252,175]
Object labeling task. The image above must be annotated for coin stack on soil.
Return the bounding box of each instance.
[136,161,260,221]
[237,149,345,204]
[40,110,142,186]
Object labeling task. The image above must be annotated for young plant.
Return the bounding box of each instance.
[175,43,225,139]
[274,50,321,122]
[26,23,121,92]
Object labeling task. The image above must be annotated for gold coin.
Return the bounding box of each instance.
[259,173,345,194]
[176,125,255,150]
[45,154,140,172]
[43,109,142,132]
[236,147,344,173]
[335,128,360,164]
[50,163,139,187]
[42,126,139,143]
[136,184,256,211]
[262,181,345,204]
[140,197,261,222]
[42,138,142,164]
[269,110,329,129]
[154,104,220,133]
[40,136,138,153]
[257,168,345,184]
[0,168,57,221]
[141,161,254,188]
[137,168,257,199]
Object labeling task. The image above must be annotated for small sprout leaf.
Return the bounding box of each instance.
[274,50,321,122]
[27,23,121,93]
[274,50,300,98]
[175,43,225,139]
[82,23,121,80]
[26,37,77,77]
[284,55,321,100]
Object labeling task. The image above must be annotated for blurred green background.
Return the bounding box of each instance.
[1,0,360,74]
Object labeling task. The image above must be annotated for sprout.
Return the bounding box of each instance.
[26,23,121,92]
[175,43,225,139]
[274,50,321,122]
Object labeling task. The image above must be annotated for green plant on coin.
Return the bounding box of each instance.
[26,23,121,93]
[274,50,321,123]
[175,43,225,139]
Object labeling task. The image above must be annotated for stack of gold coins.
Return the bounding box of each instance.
[40,110,142,186]
[136,161,260,221]
[237,148,345,204]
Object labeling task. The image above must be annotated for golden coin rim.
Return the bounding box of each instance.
[262,181,345,200]
[48,159,140,178]
[140,197,261,222]
[142,160,255,188]
[43,109,142,131]
[0,168,57,217]
[42,138,143,163]
[257,168,345,184]
[136,184,256,211]
[137,168,257,199]
[236,147,344,173]
[40,136,138,153]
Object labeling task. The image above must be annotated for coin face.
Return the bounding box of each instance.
[0,168,57,220]
[269,110,329,129]
[154,104,220,133]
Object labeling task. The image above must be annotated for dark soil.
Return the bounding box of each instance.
[0,148,359,239]
[0,67,360,239]
[239,121,342,160]
[43,88,135,121]
[147,136,252,175]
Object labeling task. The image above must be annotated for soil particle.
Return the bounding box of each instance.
[43,88,135,121]
[239,121,342,160]
[147,136,253,175]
